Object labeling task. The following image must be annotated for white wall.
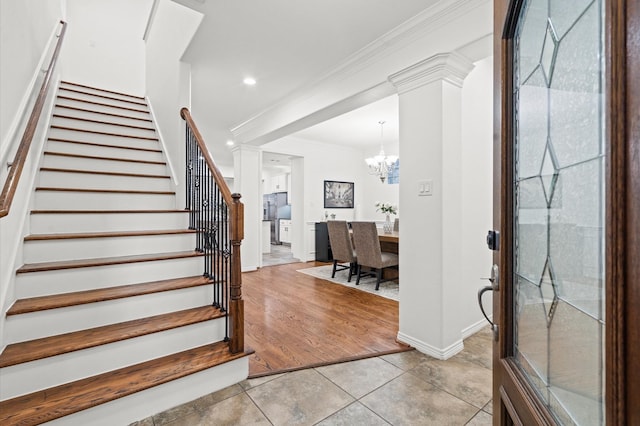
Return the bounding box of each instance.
[0,0,63,161]
[358,141,400,221]
[0,0,65,352]
[62,0,151,95]
[458,56,493,335]
[145,0,203,207]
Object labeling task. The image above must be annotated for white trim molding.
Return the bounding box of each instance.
[397,332,464,360]
[388,52,475,93]
[461,316,493,339]
[145,97,179,186]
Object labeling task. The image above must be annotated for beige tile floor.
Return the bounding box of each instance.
[131,327,493,426]
[262,244,300,267]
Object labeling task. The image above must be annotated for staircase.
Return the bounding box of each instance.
[0,81,250,425]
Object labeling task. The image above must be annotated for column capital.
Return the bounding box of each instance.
[388,52,475,93]
[230,144,262,154]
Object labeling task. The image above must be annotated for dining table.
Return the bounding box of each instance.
[377,229,399,254]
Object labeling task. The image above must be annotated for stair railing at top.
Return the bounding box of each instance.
[180,107,245,354]
[0,20,67,218]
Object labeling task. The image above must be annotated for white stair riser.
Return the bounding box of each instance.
[24,233,195,263]
[57,90,149,112]
[56,97,150,120]
[46,140,164,162]
[15,256,203,298]
[48,127,158,148]
[30,212,188,234]
[6,285,215,342]
[42,153,167,175]
[38,170,172,192]
[59,84,145,104]
[41,357,248,426]
[53,105,153,128]
[34,190,175,210]
[48,130,159,151]
[1,318,226,399]
[51,116,157,139]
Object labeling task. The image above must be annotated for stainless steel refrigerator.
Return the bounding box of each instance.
[263,192,288,244]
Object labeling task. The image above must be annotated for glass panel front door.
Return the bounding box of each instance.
[513,0,605,424]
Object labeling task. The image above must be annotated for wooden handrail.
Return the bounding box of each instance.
[180,107,234,206]
[180,107,245,354]
[0,20,67,218]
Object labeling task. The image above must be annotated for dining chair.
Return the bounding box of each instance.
[350,221,399,290]
[393,218,399,232]
[326,220,357,282]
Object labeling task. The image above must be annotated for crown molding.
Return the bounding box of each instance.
[388,52,475,93]
[230,0,491,140]
[318,0,488,81]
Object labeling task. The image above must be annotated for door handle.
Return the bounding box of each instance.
[478,264,499,341]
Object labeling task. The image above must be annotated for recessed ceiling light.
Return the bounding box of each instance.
[243,77,256,86]
[226,140,235,146]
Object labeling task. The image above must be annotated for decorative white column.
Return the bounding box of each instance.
[389,52,475,358]
[231,145,262,271]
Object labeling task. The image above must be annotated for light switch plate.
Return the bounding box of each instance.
[418,180,433,196]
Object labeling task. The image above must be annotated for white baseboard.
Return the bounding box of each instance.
[461,316,492,339]
[397,332,464,360]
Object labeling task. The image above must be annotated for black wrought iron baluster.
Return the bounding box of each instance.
[205,168,212,279]
[224,201,229,314]
[185,126,189,211]
[186,128,194,229]
[213,183,220,308]
[181,108,243,351]
[197,150,203,253]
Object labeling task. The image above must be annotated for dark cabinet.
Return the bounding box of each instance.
[315,222,332,262]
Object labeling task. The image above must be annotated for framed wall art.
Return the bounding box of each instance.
[323,180,354,208]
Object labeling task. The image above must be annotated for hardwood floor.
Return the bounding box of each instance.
[244,261,411,377]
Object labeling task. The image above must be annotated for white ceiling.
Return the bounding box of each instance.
[293,95,399,148]
[175,0,439,164]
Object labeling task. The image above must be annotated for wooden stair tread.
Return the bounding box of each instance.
[40,167,170,179]
[50,125,158,141]
[55,104,152,122]
[44,151,166,165]
[35,187,175,195]
[48,137,161,153]
[59,87,148,107]
[61,81,146,100]
[0,306,223,367]
[7,276,211,316]
[17,251,203,274]
[30,209,188,214]
[57,95,149,114]
[0,342,253,426]
[24,228,194,241]
[53,114,156,131]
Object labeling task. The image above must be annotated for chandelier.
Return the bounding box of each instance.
[365,121,398,183]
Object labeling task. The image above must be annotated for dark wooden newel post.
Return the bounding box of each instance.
[229,193,245,354]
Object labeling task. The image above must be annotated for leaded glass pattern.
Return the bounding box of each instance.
[513,0,605,424]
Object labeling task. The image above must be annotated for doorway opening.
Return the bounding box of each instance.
[262,151,300,266]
